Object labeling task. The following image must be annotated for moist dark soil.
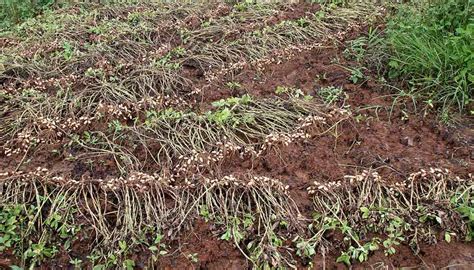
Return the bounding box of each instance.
[0,3,473,270]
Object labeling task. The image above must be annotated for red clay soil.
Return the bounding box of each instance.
[1,48,473,270]
[2,42,474,270]
[1,12,473,270]
[167,44,473,269]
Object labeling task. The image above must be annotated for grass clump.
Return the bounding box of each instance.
[0,0,56,29]
[386,0,473,113]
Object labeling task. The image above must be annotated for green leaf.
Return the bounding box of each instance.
[468,73,474,83]
[388,60,399,69]
[275,86,288,94]
[386,247,396,255]
[211,100,227,107]
[360,206,370,219]
[154,234,163,244]
[240,94,252,104]
[368,242,379,251]
[123,259,135,270]
[336,252,351,265]
[118,240,127,251]
[445,232,452,243]
[211,108,232,125]
[233,228,244,243]
[220,230,231,241]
